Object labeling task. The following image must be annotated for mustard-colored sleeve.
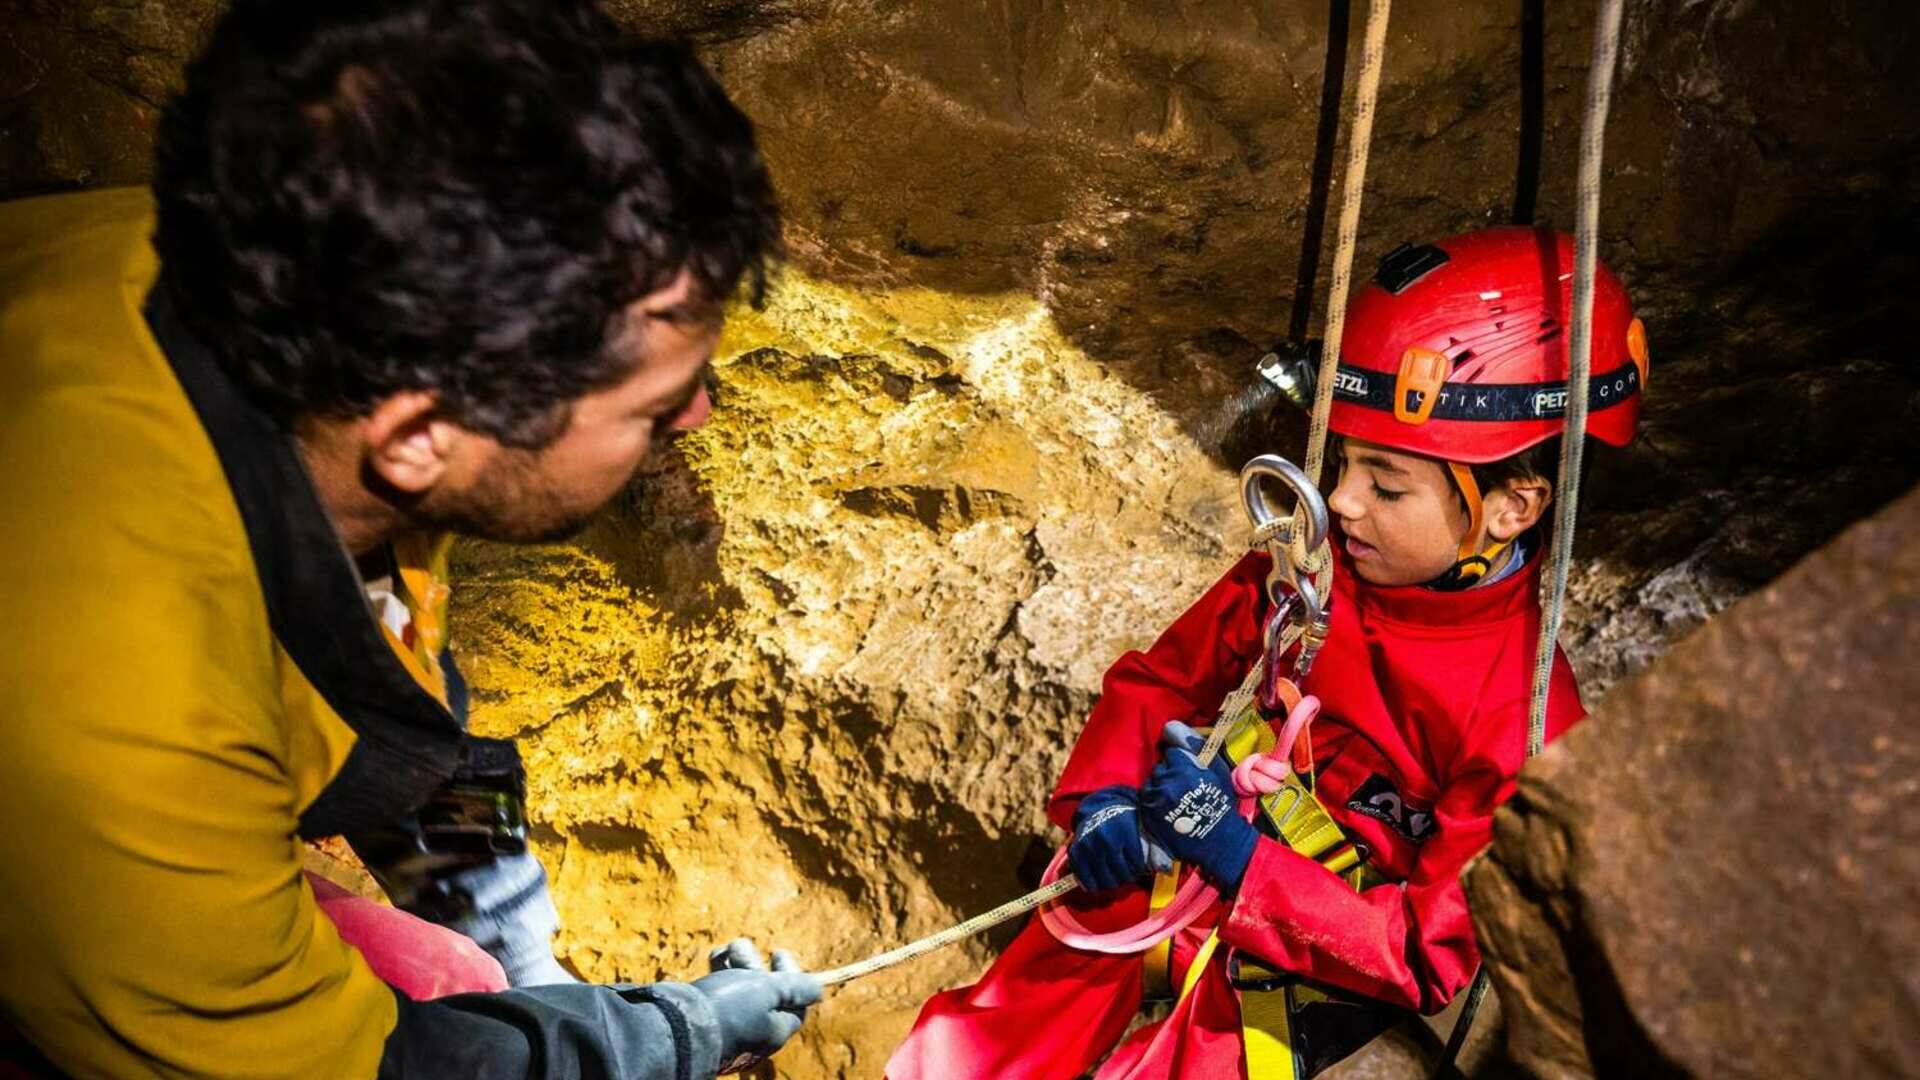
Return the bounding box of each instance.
[0,394,396,1078]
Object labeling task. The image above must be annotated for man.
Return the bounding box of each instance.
[0,1,820,1076]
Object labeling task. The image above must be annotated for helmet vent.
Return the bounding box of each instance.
[1374,243,1451,294]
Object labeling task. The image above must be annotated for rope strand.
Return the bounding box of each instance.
[1528,0,1622,758]
[1436,2,1623,1074]
[1303,0,1393,489]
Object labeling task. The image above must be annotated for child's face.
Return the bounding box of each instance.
[1327,438,1475,587]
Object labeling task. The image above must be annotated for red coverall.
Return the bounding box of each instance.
[889,544,1584,1079]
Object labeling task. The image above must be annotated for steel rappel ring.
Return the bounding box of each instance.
[1239,454,1330,552]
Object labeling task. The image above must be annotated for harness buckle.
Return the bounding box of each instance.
[1228,953,1296,993]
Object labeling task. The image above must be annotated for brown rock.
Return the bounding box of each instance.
[1466,484,1920,1078]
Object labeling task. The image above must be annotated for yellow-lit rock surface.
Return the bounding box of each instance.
[452,272,1244,1075]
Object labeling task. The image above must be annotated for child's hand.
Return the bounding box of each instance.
[1138,722,1259,893]
[1067,785,1172,893]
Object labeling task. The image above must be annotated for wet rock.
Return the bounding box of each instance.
[1465,483,1920,1078]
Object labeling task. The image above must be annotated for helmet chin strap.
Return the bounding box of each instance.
[1424,462,1512,592]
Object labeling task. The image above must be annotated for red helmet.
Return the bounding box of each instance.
[1328,226,1648,465]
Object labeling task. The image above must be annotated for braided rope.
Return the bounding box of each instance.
[1437,1,1624,1074]
[1303,0,1393,489]
[1528,0,1623,758]
[815,876,1080,986]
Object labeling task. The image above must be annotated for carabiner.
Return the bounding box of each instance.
[1241,453,1336,684]
[1241,454,1330,621]
[1240,455,1330,552]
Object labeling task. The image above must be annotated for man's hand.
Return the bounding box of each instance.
[694,939,821,1073]
[1067,784,1173,893]
[1138,721,1258,892]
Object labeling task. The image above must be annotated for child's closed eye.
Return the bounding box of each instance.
[1371,483,1404,502]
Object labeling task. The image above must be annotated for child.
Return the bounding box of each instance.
[890,227,1649,1079]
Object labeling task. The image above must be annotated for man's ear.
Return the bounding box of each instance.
[1486,474,1553,542]
[362,391,462,495]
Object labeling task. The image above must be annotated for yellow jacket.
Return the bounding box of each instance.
[0,189,724,1080]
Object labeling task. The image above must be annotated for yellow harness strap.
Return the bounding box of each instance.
[1238,975,1298,1078]
[1150,706,1372,1077]
[1219,705,1360,874]
[1179,932,1222,1001]
[1141,869,1185,999]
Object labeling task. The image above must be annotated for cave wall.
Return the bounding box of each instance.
[1466,481,1920,1079]
[4,1,1917,1075]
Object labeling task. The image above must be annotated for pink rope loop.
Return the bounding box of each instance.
[1232,753,1291,797]
[1036,848,1219,954]
[1274,693,1320,766]
[1037,694,1321,955]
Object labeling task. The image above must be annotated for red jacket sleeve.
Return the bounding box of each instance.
[1217,650,1584,1014]
[1045,552,1271,832]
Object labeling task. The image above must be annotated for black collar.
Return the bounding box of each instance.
[144,281,465,839]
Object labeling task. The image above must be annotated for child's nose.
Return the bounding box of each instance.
[1327,472,1364,521]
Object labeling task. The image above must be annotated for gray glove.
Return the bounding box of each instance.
[694,939,821,1074]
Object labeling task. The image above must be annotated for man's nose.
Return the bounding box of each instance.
[669,383,713,431]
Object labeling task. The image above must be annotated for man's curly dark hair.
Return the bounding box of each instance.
[153,0,780,448]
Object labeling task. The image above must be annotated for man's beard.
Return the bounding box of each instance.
[404,446,601,544]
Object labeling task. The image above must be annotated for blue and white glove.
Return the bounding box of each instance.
[1138,721,1258,892]
[1068,785,1174,893]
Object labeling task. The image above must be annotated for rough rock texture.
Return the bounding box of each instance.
[453,279,1242,1074]
[4,1,1919,1076]
[1465,484,1920,1079]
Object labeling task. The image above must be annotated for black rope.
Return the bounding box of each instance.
[1287,0,1353,345]
[1512,0,1546,225]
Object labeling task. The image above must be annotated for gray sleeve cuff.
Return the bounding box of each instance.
[381,980,725,1080]
[610,981,726,1080]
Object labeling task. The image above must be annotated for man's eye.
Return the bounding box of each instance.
[1372,483,1404,503]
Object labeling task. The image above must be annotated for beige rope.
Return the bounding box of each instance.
[816,661,1267,987]
[816,876,1080,987]
[1528,0,1623,758]
[1436,1,1625,1073]
[1302,0,1393,490]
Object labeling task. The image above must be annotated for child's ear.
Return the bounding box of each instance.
[1486,475,1553,541]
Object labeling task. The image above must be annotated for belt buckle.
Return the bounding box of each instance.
[1228,953,1294,994]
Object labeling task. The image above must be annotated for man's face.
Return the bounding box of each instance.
[418,271,720,543]
[1325,438,1474,587]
